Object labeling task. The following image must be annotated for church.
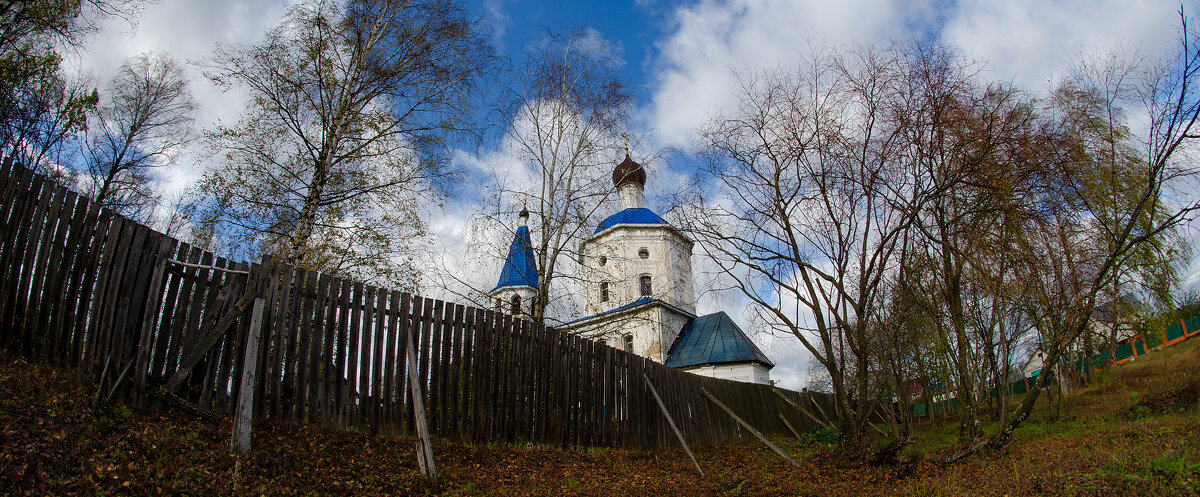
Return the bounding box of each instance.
[489,153,774,385]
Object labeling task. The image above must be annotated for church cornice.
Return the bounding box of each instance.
[581,220,694,251]
[557,297,696,330]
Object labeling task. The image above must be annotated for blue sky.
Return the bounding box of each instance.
[471,0,670,99]
[69,0,1200,389]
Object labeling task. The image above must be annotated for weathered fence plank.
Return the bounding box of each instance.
[280,266,305,419]
[43,191,83,361]
[382,290,401,433]
[12,176,51,354]
[394,293,412,436]
[298,271,323,423]
[0,169,34,348]
[369,288,387,433]
[216,261,252,410]
[232,297,266,455]
[132,242,173,407]
[30,187,69,361]
[428,298,444,436]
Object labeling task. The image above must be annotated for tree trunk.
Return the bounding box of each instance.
[285,157,330,266]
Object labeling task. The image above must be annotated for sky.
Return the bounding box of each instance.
[67,0,1200,390]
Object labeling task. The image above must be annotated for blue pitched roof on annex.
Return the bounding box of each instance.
[494,225,538,291]
[595,207,668,234]
[559,297,661,326]
[665,311,774,369]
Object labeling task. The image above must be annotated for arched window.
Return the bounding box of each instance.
[600,282,609,302]
[623,333,634,351]
[511,294,521,315]
[639,275,652,296]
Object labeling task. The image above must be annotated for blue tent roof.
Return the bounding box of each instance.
[665,312,774,368]
[493,225,538,291]
[595,207,668,234]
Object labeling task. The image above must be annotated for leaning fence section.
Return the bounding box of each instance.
[0,160,834,449]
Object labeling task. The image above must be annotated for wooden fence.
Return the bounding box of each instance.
[0,160,835,449]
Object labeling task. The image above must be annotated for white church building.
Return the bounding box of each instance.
[490,153,774,385]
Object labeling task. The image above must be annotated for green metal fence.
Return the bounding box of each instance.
[911,321,1198,416]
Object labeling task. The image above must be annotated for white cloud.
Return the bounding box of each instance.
[420,147,514,304]
[647,0,1196,145]
[68,0,285,128]
[647,0,932,146]
[483,0,511,49]
[61,0,287,203]
[941,0,1189,92]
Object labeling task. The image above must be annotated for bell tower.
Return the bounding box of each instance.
[490,207,539,318]
[566,152,696,361]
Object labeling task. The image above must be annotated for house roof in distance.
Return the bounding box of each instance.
[594,207,668,234]
[665,311,775,369]
[493,225,538,291]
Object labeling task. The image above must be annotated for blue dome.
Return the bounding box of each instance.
[594,207,668,234]
[493,225,538,290]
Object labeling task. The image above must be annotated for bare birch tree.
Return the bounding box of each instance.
[679,45,921,453]
[85,51,195,220]
[894,42,1046,442]
[197,0,494,288]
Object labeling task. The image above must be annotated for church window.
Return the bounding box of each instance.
[639,275,652,296]
[600,282,609,302]
[599,255,607,266]
[623,333,634,351]
[511,294,521,314]
[638,248,649,259]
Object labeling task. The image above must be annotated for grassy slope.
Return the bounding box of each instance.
[0,339,1197,496]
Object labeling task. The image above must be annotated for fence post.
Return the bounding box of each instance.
[778,413,802,439]
[643,374,703,476]
[701,388,801,468]
[773,387,834,433]
[406,324,436,478]
[231,297,266,455]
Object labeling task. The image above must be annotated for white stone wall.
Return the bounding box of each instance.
[580,225,695,316]
[489,285,537,318]
[682,363,771,384]
[563,303,691,363]
[618,183,644,210]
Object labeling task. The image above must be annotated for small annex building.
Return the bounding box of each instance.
[490,153,774,384]
[665,312,773,384]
